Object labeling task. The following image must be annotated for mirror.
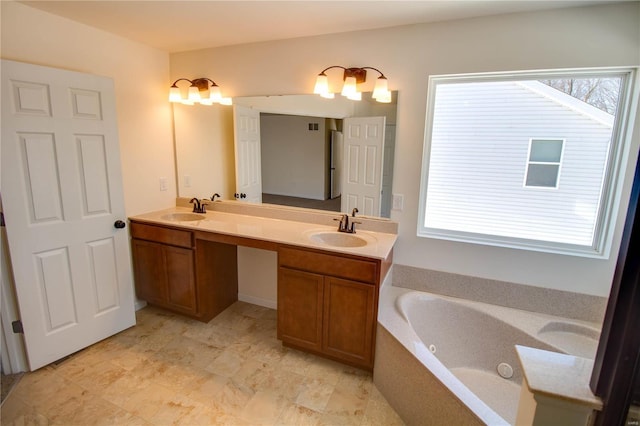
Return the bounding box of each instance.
[174,92,397,218]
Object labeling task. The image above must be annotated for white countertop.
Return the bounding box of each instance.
[129,206,397,260]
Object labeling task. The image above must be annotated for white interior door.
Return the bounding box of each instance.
[1,60,135,370]
[331,130,344,199]
[233,105,262,203]
[341,116,386,216]
[380,124,396,218]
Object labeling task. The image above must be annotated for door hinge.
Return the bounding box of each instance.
[12,320,23,334]
[0,212,4,227]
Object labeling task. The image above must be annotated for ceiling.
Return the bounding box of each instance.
[20,0,614,53]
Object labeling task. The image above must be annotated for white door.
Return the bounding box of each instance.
[1,60,135,370]
[331,130,343,199]
[341,116,386,216]
[380,124,396,218]
[233,105,262,203]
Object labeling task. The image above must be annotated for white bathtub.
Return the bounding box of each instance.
[374,286,601,425]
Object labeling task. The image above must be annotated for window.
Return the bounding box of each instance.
[524,139,564,188]
[418,68,637,257]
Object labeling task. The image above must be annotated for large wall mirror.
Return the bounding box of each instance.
[173,92,397,218]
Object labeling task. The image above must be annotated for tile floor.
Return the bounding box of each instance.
[0,302,405,425]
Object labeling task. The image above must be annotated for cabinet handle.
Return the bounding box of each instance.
[114,220,126,229]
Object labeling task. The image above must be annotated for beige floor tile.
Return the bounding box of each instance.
[205,348,246,378]
[239,390,288,425]
[149,393,201,425]
[277,402,324,426]
[54,358,128,392]
[279,349,312,376]
[3,302,403,426]
[295,377,335,412]
[0,394,49,425]
[117,382,179,421]
[304,357,344,385]
[256,366,307,401]
[154,334,223,369]
[209,378,255,416]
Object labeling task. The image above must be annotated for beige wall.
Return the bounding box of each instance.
[174,103,235,199]
[171,3,640,297]
[1,1,175,216]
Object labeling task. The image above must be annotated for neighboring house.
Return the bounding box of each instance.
[425,80,615,246]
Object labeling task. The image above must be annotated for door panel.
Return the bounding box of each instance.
[233,105,262,203]
[323,277,375,366]
[341,117,386,216]
[277,267,324,351]
[1,59,135,370]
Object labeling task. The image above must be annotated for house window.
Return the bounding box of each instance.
[418,68,636,257]
[524,139,564,188]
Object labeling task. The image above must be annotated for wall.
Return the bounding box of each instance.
[171,3,640,297]
[174,103,235,199]
[1,1,175,216]
[261,114,327,199]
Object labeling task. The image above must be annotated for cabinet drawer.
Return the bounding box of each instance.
[279,246,377,284]
[130,222,193,248]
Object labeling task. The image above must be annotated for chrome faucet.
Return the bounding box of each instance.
[190,198,208,213]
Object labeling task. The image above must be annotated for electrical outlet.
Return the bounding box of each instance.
[159,177,168,191]
[184,175,191,188]
[392,194,404,211]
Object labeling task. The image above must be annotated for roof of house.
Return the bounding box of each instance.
[517,80,615,127]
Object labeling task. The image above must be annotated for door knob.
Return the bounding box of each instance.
[114,220,126,229]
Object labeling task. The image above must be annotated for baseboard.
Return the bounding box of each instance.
[238,293,277,310]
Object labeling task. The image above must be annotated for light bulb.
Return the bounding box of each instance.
[314,73,329,95]
[372,76,388,99]
[168,86,182,102]
[209,85,222,102]
[341,76,357,97]
[187,85,201,103]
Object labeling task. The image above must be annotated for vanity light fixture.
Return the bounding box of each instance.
[313,66,392,103]
[168,77,232,105]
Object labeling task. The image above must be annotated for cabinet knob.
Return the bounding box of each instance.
[114,220,126,229]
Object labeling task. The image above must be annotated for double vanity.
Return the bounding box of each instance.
[129,201,397,370]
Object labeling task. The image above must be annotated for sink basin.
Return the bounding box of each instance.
[308,231,369,247]
[160,213,206,222]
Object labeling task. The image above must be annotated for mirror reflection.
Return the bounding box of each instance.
[173,92,397,218]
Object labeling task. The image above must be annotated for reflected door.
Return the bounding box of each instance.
[1,60,135,370]
[233,105,262,203]
[341,116,386,216]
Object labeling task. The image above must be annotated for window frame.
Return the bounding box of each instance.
[417,67,639,258]
[523,138,565,190]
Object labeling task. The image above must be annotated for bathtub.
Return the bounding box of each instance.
[374,286,601,425]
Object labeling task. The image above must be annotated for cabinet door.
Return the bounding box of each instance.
[131,239,167,304]
[323,277,375,367]
[164,245,197,315]
[277,267,324,352]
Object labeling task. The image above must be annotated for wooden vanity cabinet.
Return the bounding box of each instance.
[130,221,237,322]
[277,246,383,370]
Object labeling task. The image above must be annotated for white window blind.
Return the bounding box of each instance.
[418,69,635,257]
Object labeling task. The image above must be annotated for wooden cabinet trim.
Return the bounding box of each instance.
[278,246,378,284]
[130,221,193,248]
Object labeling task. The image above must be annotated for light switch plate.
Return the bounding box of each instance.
[184,175,191,188]
[392,194,404,211]
[159,177,168,191]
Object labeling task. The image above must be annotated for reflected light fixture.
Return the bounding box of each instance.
[313,66,392,103]
[168,78,232,105]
